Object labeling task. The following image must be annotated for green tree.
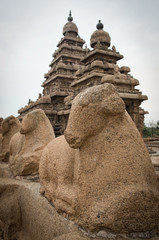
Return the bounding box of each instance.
[143,120,159,138]
[143,124,151,138]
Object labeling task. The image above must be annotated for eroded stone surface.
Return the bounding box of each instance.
[9,109,55,176]
[40,83,159,234]
[39,135,77,214]
[0,177,159,240]
[0,116,21,162]
[0,163,12,178]
[0,179,78,240]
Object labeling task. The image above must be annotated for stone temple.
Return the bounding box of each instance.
[18,11,148,136]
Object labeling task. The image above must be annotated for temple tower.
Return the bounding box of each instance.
[18,16,148,135]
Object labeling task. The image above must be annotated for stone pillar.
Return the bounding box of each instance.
[132,101,140,131]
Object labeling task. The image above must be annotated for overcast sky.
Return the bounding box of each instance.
[0,0,159,124]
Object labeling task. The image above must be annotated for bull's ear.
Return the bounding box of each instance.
[77,94,90,107]
[101,94,125,115]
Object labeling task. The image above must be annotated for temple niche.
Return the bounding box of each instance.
[18,12,148,136]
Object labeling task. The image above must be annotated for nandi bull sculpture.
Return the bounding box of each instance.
[9,109,55,176]
[39,83,159,234]
[0,116,21,162]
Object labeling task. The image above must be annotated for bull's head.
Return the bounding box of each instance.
[2,116,17,135]
[20,109,45,134]
[64,83,125,148]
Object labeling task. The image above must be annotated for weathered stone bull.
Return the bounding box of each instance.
[9,109,55,176]
[40,83,159,234]
[0,116,21,162]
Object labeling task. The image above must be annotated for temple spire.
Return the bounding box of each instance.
[68,10,73,22]
[96,20,104,30]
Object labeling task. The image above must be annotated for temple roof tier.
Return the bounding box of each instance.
[49,53,85,67]
[119,92,148,101]
[81,48,123,64]
[50,91,72,97]
[57,36,85,48]
[101,75,139,86]
[42,74,74,87]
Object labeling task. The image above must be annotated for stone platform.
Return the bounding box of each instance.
[0,163,159,240]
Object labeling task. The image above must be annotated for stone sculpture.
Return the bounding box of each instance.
[0,116,21,162]
[9,109,55,176]
[39,83,159,234]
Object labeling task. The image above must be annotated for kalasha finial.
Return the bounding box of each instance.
[96,20,104,30]
[68,10,73,22]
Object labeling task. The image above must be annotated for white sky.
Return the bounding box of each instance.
[0,0,159,124]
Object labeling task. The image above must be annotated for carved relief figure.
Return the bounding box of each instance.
[40,83,159,233]
[9,109,55,176]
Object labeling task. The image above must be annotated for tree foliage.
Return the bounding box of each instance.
[143,121,159,138]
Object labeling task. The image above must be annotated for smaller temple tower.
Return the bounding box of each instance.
[71,20,148,133]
